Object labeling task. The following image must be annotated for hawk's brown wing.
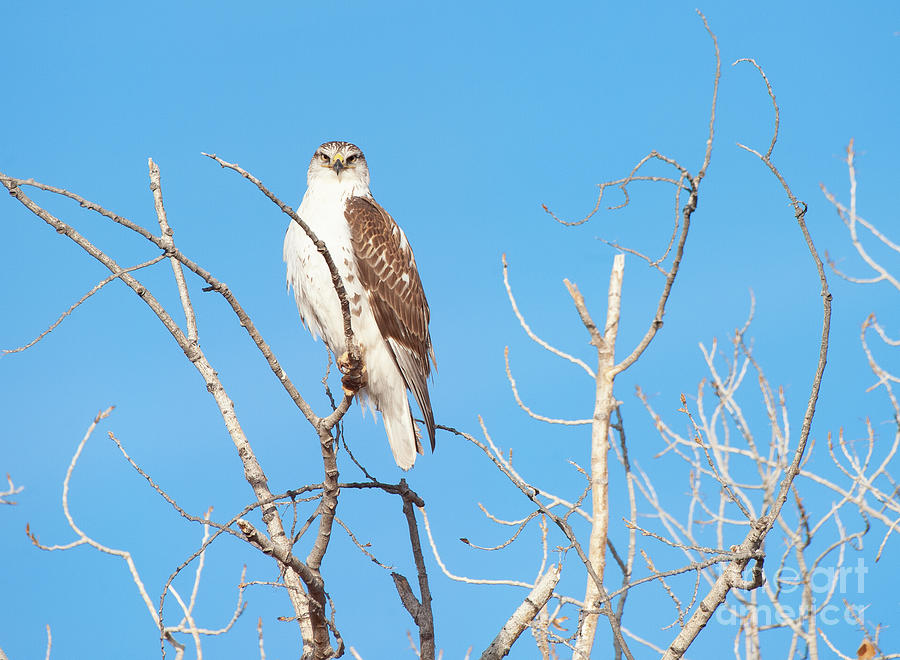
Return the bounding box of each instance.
[345,195,436,450]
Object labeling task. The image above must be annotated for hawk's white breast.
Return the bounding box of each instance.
[284,174,365,355]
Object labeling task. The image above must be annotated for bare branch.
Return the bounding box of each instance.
[258,618,266,660]
[335,517,393,569]
[697,9,721,181]
[23,409,249,657]
[201,152,360,372]
[0,474,24,505]
[480,565,561,660]
[0,168,329,425]
[733,58,778,160]
[505,347,592,425]
[419,505,533,589]
[732,74,832,532]
[2,255,165,356]
[1,169,343,656]
[606,12,720,378]
[439,422,634,660]
[820,141,900,292]
[503,254,595,378]
[542,162,689,228]
[462,510,540,551]
[27,409,162,629]
[400,492,435,660]
[149,158,198,343]
[575,253,624,658]
[661,60,830,659]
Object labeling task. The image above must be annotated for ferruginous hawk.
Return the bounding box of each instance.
[284,141,436,470]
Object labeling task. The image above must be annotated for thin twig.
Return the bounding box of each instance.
[503,254,596,378]
[149,158,198,343]
[2,255,165,356]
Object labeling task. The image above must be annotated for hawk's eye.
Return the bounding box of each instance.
[346,154,358,164]
[319,152,330,161]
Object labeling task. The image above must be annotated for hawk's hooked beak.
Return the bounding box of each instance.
[331,154,345,176]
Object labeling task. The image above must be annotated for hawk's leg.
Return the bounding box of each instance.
[337,351,367,396]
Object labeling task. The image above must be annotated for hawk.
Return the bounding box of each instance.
[284,141,436,470]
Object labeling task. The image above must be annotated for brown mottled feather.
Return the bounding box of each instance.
[344,195,436,449]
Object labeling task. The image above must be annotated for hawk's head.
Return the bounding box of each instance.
[307,141,370,189]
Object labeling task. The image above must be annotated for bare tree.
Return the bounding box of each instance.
[1,156,438,659]
[2,11,897,660]
[409,18,898,660]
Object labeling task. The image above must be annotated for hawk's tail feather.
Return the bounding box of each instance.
[386,337,436,452]
[381,396,418,471]
[417,386,436,452]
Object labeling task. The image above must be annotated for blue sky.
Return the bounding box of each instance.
[2,2,899,658]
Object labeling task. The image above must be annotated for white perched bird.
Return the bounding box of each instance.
[284,141,436,469]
